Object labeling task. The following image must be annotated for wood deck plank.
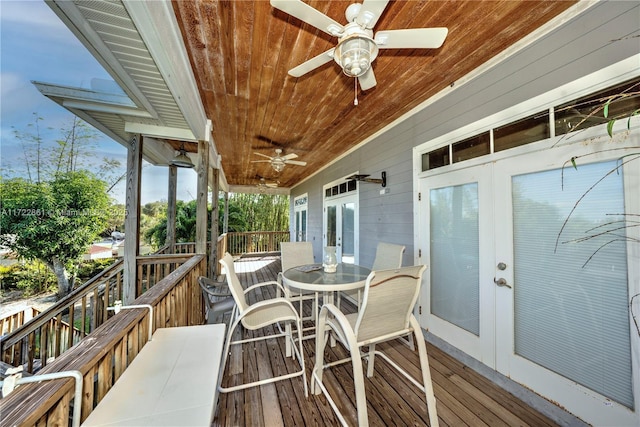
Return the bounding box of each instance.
[213,255,562,427]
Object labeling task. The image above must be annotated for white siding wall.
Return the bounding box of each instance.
[290,1,639,267]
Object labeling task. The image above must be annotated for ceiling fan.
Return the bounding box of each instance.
[256,176,279,190]
[252,148,307,173]
[270,0,448,90]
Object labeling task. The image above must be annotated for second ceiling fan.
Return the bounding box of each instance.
[271,0,448,90]
[252,149,307,173]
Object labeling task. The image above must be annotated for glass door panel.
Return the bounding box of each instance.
[341,202,355,263]
[326,205,336,246]
[295,210,307,241]
[430,183,480,335]
[510,161,632,408]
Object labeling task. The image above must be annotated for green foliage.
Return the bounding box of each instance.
[142,194,290,248]
[220,196,247,232]
[0,171,111,296]
[104,203,126,237]
[0,261,57,296]
[144,200,198,247]
[602,88,640,138]
[77,258,115,279]
[225,193,289,232]
[0,171,111,264]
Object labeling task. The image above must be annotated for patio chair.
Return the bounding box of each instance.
[311,265,438,427]
[279,241,317,328]
[371,242,405,271]
[217,252,308,396]
[341,241,406,310]
[198,276,235,324]
[371,242,415,349]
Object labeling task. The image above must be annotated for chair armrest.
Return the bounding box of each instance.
[244,280,287,296]
[318,303,353,347]
[202,287,232,298]
[199,276,232,297]
[241,297,299,321]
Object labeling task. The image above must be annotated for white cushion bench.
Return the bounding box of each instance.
[82,324,225,426]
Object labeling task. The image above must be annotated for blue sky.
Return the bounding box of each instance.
[0,0,197,204]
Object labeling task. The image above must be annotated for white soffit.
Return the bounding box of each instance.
[43,1,208,157]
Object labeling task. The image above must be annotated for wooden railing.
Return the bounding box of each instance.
[0,254,206,427]
[0,254,192,374]
[0,231,289,374]
[0,307,40,336]
[156,231,289,257]
[152,231,285,275]
[226,231,290,255]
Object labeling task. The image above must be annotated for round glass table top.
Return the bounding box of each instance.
[282,263,372,292]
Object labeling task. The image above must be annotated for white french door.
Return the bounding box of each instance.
[419,141,638,425]
[293,194,308,242]
[420,164,496,364]
[324,194,358,264]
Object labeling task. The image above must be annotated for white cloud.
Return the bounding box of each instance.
[1,1,69,33]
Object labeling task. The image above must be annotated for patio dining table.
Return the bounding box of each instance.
[282,263,371,341]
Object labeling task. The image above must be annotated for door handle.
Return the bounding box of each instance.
[494,277,512,289]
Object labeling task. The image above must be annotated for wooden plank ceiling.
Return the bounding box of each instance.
[172,1,576,189]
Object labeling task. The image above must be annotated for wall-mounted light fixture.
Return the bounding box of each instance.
[346,171,386,187]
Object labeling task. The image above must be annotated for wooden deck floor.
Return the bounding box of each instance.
[213,255,562,427]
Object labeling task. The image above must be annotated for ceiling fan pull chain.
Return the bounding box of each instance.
[354,78,359,106]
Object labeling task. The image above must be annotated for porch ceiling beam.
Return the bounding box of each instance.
[124,123,196,142]
[228,185,290,196]
[139,137,183,166]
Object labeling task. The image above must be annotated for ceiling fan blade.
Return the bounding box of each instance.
[253,152,273,159]
[285,160,307,166]
[270,0,344,36]
[289,48,335,77]
[358,67,377,91]
[375,28,448,49]
[356,0,390,29]
[251,160,272,163]
[282,153,299,160]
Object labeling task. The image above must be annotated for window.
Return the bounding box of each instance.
[420,76,640,172]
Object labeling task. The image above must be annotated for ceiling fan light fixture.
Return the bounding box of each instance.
[334,34,378,77]
[271,159,285,172]
[171,143,195,168]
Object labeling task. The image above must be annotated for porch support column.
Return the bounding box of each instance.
[209,167,219,278]
[166,165,177,253]
[195,139,209,255]
[223,192,229,234]
[123,133,143,304]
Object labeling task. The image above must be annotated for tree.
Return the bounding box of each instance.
[0,171,111,298]
[8,114,125,192]
[144,200,198,247]
[225,193,289,232]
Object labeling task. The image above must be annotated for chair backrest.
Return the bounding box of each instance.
[198,276,215,309]
[355,265,426,342]
[219,253,249,313]
[280,241,315,272]
[371,242,405,271]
